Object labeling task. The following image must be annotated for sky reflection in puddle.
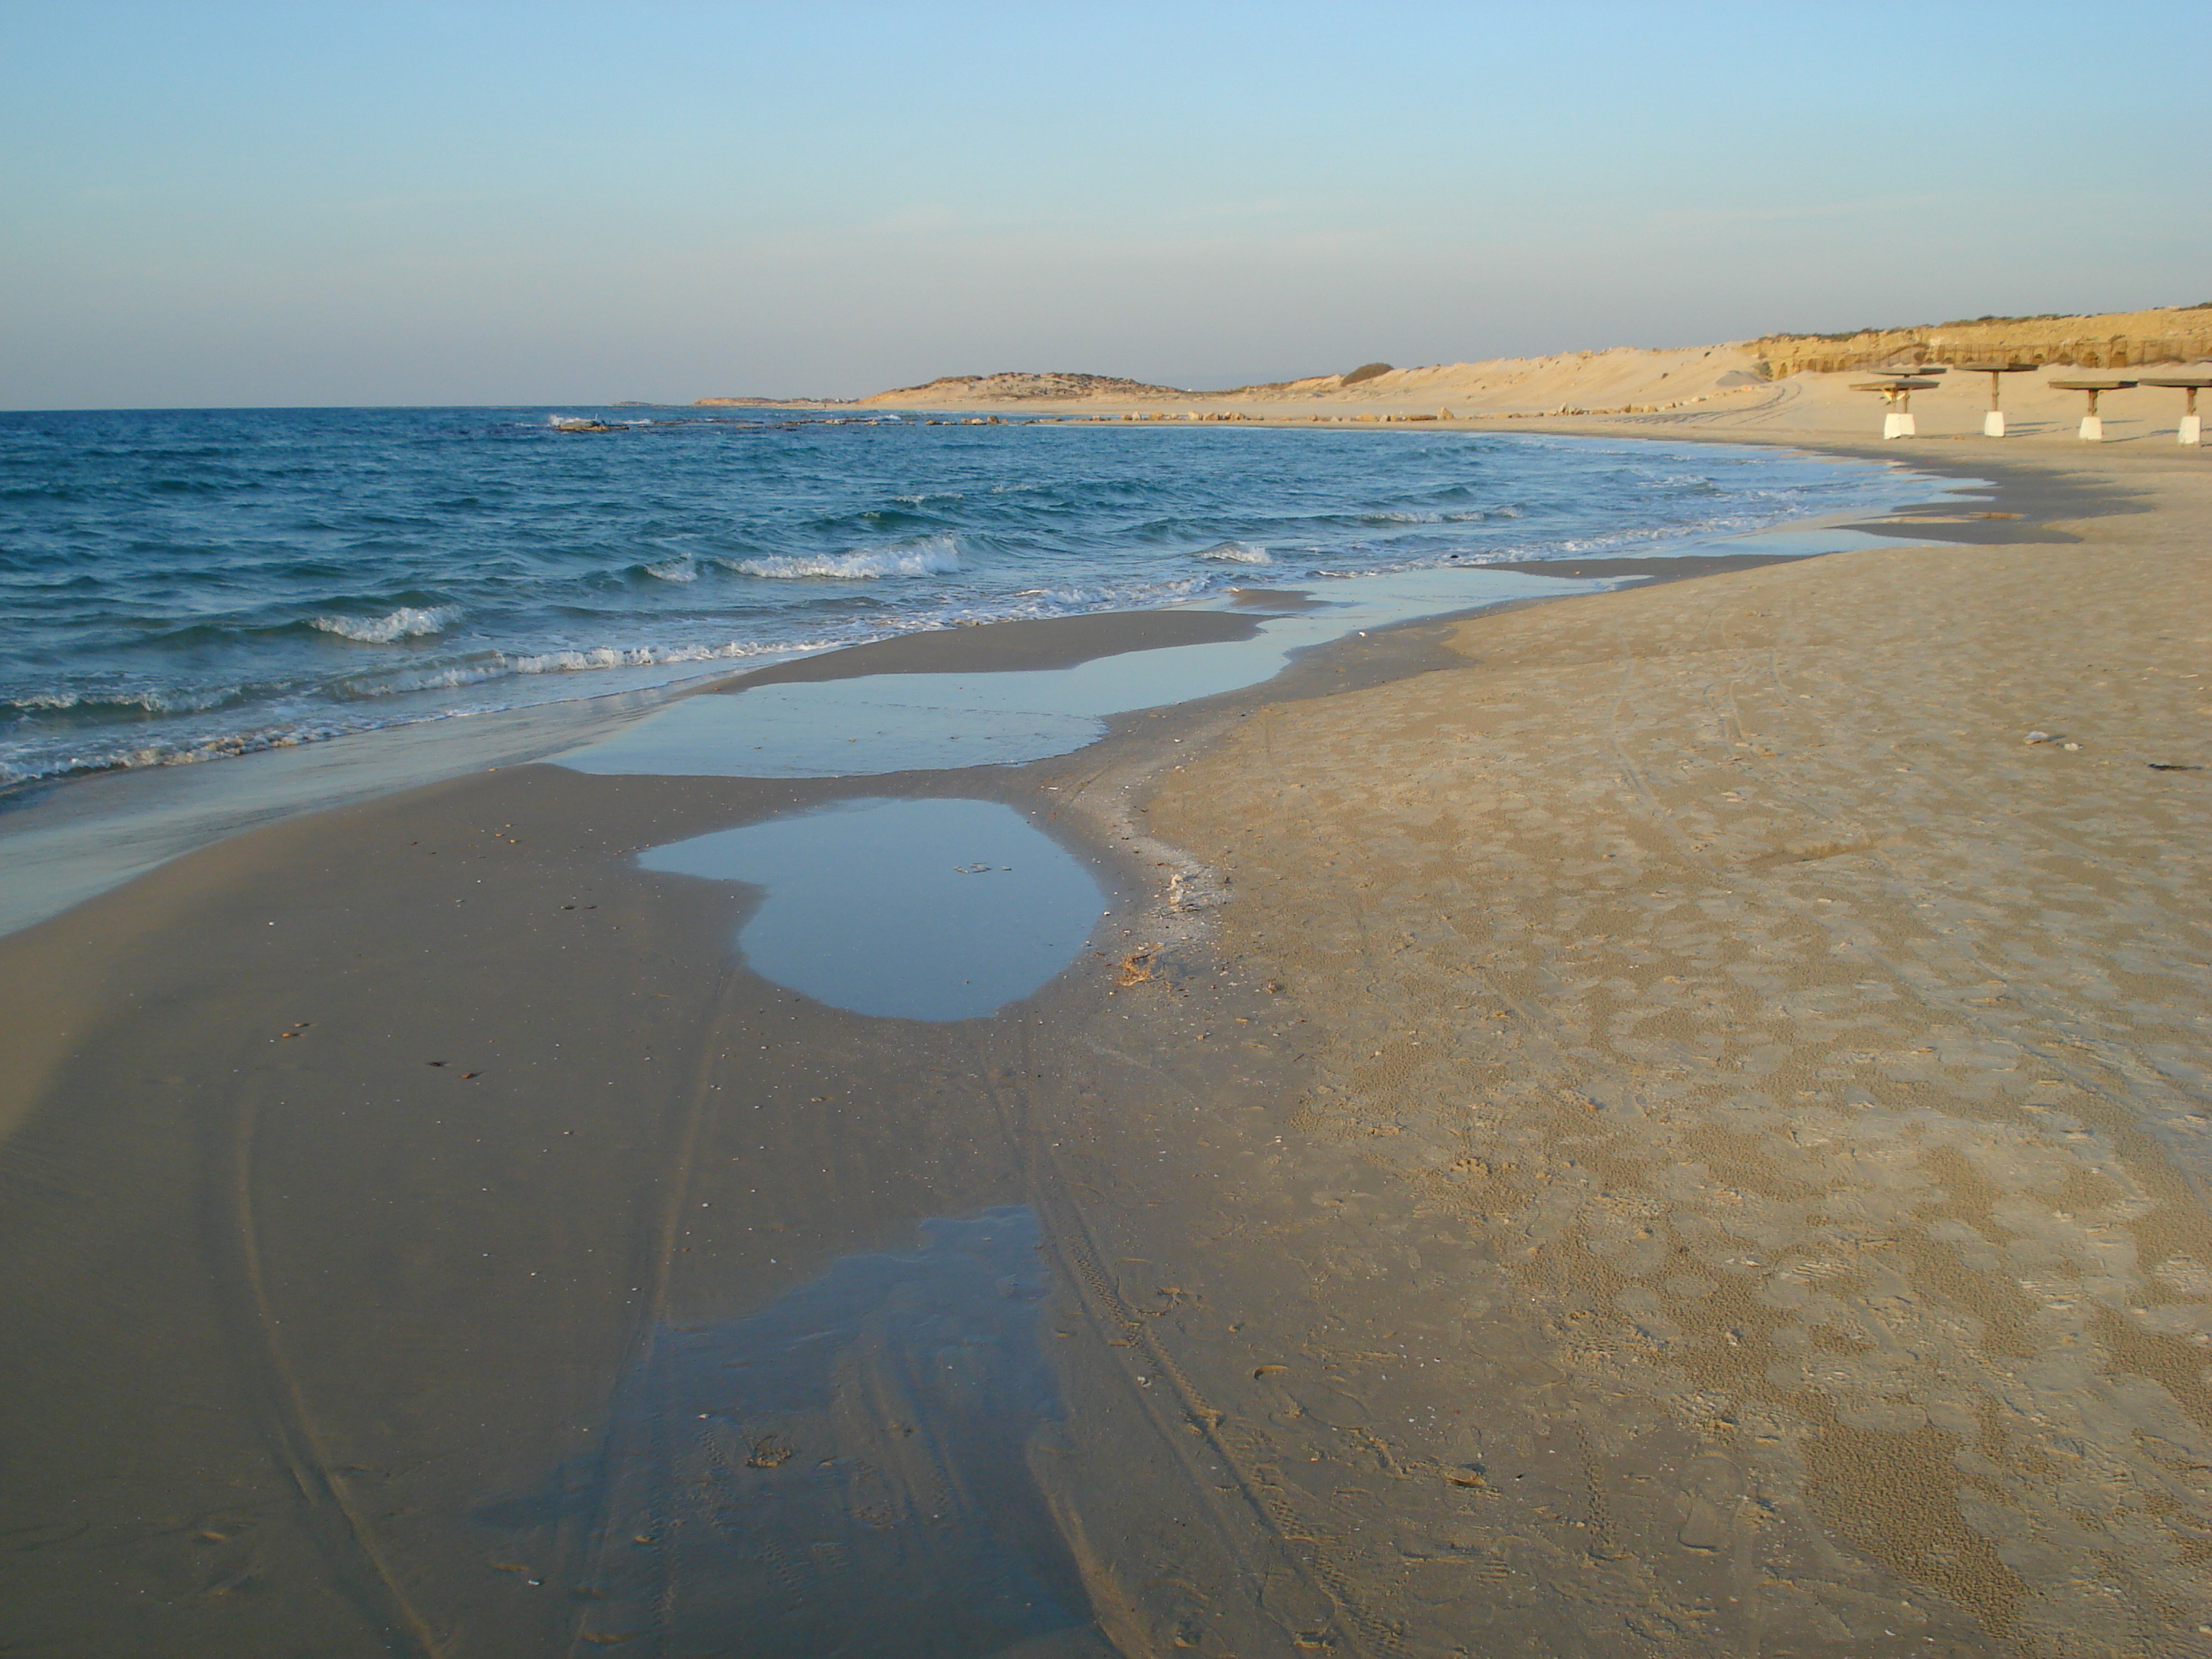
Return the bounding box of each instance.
[640,797,1107,1020]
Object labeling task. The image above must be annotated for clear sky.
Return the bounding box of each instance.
[4,1,2206,408]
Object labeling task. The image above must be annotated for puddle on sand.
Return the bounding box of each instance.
[640,797,1107,1021]
[487,1208,1108,1658]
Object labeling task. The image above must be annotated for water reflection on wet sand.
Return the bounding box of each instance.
[493,1208,1107,1656]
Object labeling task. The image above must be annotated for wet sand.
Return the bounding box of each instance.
[0,439,2206,1656]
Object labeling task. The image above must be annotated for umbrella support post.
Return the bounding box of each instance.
[1857,377,1935,439]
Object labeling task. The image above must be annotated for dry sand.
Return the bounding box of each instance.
[0,415,2205,1657]
[1125,441,2212,1655]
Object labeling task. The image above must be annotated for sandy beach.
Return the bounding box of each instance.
[0,404,2206,1657]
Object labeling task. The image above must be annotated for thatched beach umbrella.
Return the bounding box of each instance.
[1851,377,1941,439]
[2049,379,2138,442]
[2139,374,2211,446]
[1955,362,2038,437]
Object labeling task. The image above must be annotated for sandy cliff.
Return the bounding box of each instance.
[1750,302,2212,377]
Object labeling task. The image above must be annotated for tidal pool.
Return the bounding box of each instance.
[639,796,1107,1020]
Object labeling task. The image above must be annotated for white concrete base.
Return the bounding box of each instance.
[1983,411,2006,437]
[1883,412,1915,439]
[2181,414,2203,446]
[2079,415,2103,442]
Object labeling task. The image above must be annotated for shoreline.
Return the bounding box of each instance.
[0,425,2204,1653]
[0,428,1964,939]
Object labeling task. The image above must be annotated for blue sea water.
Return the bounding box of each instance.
[0,406,1939,787]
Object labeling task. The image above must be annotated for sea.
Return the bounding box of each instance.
[0,406,1945,790]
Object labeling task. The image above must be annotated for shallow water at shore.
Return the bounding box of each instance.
[0,513,1968,942]
[559,564,1613,778]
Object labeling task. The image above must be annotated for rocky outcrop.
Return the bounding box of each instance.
[859,372,1188,406]
[693,395,848,408]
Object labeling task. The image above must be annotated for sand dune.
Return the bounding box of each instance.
[850,304,2212,433]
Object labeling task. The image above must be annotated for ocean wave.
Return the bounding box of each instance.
[1195,541,1271,564]
[643,556,699,583]
[3,684,242,716]
[0,637,855,787]
[310,604,463,643]
[504,639,822,675]
[912,574,1213,623]
[0,724,350,788]
[327,636,845,700]
[731,535,961,581]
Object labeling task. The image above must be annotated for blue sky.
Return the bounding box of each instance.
[3,1,2205,407]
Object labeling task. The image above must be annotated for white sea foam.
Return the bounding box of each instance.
[310,604,462,643]
[5,685,237,716]
[1195,541,1272,564]
[644,556,699,583]
[732,534,961,580]
[331,637,842,699]
[513,637,840,675]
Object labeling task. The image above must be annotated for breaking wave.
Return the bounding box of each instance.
[310,604,462,643]
[1195,541,1271,564]
[732,534,962,580]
